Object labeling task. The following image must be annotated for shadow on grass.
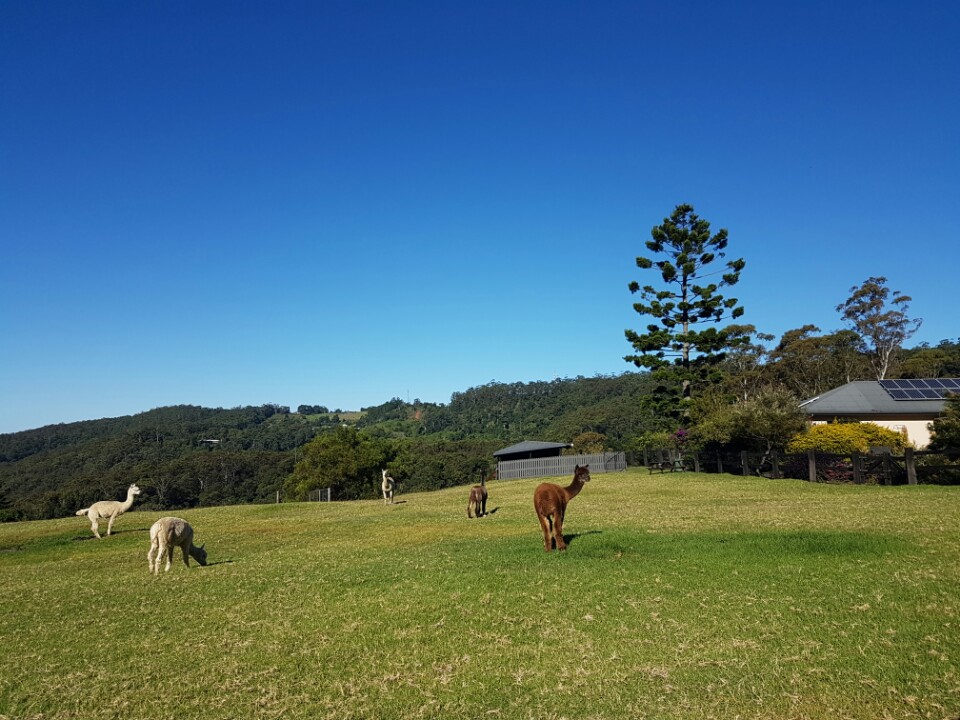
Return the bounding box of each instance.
[73,525,149,541]
[561,529,603,549]
[571,528,907,562]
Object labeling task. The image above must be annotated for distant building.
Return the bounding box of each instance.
[492,440,573,462]
[800,378,960,447]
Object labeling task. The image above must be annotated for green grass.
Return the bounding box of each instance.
[1,469,958,720]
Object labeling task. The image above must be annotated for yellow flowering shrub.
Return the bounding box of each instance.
[787,422,907,455]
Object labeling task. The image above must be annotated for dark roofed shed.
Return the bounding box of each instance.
[493,440,573,461]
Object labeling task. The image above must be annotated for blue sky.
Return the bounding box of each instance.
[1,1,958,434]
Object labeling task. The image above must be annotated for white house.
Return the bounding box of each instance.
[799,378,960,448]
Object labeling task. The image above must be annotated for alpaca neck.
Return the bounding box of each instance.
[121,491,136,511]
[564,478,585,500]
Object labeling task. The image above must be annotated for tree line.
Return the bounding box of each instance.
[0,373,662,521]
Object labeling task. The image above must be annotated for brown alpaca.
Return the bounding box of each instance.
[533,464,591,552]
[466,475,488,518]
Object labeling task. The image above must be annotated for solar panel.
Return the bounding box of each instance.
[878,378,960,400]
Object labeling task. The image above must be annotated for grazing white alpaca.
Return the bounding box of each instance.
[381,469,396,504]
[147,517,208,574]
[75,484,141,538]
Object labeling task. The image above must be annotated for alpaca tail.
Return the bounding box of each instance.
[76,508,89,516]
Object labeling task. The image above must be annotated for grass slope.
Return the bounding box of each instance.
[0,470,958,720]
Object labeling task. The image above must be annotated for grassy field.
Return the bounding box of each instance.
[0,469,957,720]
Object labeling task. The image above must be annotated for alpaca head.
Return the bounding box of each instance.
[129,484,142,496]
[194,543,208,566]
[575,465,591,483]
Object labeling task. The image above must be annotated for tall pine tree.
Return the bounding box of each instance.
[625,204,746,420]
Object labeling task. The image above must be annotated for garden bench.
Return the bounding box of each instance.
[648,459,686,474]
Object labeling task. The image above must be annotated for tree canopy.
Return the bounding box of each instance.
[836,276,922,380]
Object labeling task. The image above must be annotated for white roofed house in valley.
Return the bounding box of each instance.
[799,378,960,448]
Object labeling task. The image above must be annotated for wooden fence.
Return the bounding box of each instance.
[497,452,627,481]
[647,448,960,485]
[309,487,332,502]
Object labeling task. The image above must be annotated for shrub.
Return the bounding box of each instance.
[786,422,907,455]
[568,432,608,454]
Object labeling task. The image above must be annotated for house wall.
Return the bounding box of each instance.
[810,419,933,448]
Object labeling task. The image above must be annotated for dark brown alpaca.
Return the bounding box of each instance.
[467,475,488,518]
[533,464,591,552]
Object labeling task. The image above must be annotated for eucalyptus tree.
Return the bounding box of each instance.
[719,324,775,402]
[769,325,868,398]
[625,204,746,417]
[836,276,922,380]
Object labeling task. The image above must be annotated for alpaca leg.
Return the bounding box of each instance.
[554,510,567,551]
[90,515,101,539]
[182,546,191,568]
[467,500,474,518]
[537,514,553,552]
[147,542,157,574]
[479,496,487,516]
[107,514,115,536]
[164,544,174,572]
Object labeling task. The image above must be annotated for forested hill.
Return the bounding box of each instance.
[417,372,658,444]
[0,373,657,521]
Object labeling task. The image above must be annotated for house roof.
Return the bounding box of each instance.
[800,380,952,417]
[493,441,572,457]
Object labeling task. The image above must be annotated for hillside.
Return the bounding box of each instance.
[0,373,657,521]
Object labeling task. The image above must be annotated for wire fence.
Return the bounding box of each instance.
[642,447,960,485]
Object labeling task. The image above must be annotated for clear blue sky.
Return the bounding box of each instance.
[2,1,957,434]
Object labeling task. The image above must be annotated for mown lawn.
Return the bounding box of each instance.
[0,469,957,720]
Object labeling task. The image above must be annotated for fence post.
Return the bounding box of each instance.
[882,453,892,486]
[905,448,918,485]
[692,452,701,473]
[717,453,723,474]
[740,450,750,476]
[807,449,817,482]
[771,451,780,479]
[851,452,862,484]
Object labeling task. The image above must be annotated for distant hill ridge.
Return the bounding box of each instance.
[0,373,655,522]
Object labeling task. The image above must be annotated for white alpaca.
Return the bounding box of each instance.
[147,517,208,574]
[381,469,396,504]
[75,483,141,538]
